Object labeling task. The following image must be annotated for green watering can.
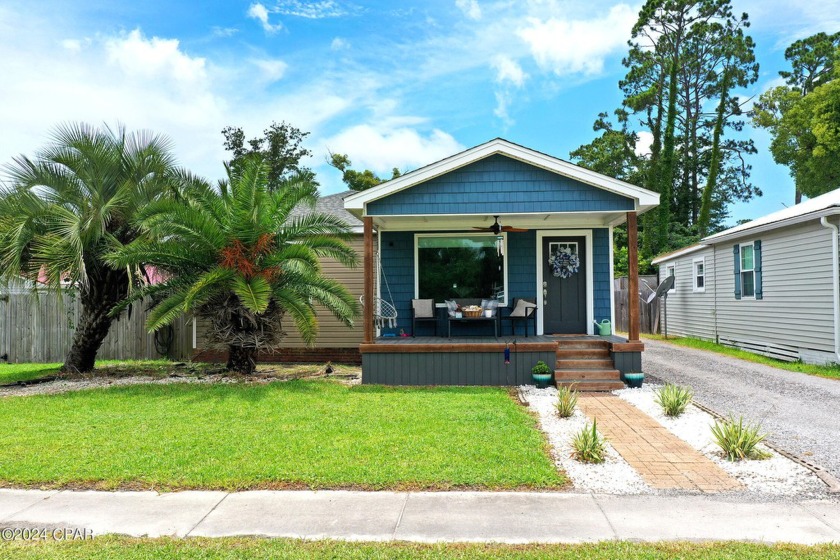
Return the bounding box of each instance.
[594,319,612,336]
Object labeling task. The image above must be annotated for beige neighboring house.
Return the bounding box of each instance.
[193,191,368,364]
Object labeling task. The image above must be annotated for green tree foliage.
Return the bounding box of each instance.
[0,123,182,372]
[222,121,312,191]
[109,157,359,374]
[572,0,759,272]
[752,33,840,201]
[329,152,401,192]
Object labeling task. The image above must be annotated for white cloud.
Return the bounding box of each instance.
[105,29,207,88]
[517,4,636,76]
[247,3,283,33]
[322,125,464,175]
[273,0,352,19]
[455,0,482,20]
[635,131,653,157]
[331,37,350,50]
[211,26,239,38]
[492,54,526,87]
[252,58,288,82]
[61,38,85,52]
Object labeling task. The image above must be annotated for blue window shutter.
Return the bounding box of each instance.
[733,244,741,300]
[754,240,763,300]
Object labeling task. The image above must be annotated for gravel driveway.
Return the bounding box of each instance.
[642,339,840,481]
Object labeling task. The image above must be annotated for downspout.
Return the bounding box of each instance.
[820,214,840,363]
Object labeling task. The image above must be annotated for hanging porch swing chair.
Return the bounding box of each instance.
[360,250,398,329]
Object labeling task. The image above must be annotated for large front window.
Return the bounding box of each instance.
[416,234,506,304]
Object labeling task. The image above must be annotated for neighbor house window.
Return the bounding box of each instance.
[416,234,506,305]
[740,244,755,298]
[693,258,705,292]
[665,263,676,292]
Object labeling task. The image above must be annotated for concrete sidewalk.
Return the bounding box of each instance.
[1,489,839,544]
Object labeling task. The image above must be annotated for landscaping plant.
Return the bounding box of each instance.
[654,383,693,417]
[555,385,578,418]
[571,419,606,464]
[711,415,770,461]
[0,123,183,373]
[110,157,359,374]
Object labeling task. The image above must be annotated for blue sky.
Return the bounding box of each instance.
[1,0,838,224]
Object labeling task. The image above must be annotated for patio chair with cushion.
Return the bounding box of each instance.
[411,299,438,337]
[500,298,537,337]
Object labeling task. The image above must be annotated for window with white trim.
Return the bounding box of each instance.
[415,234,507,305]
[740,244,755,298]
[665,262,676,292]
[692,257,705,292]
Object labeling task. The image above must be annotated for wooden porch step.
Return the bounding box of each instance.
[556,380,625,391]
[556,358,615,369]
[555,348,610,359]
[555,339,609,350]
[555,368,621,381]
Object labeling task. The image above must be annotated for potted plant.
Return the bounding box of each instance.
[531,360,553,389]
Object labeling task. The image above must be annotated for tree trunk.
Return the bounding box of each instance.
[227,345,257,375]
[61,268,129,373]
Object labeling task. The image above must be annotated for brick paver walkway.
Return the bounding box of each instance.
[577,394,741,492]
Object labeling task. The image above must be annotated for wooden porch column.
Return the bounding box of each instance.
[627,211,640,342]
[363,216,375,344]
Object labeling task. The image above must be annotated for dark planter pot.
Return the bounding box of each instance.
[623,373,644,389]
[532,373,553,389]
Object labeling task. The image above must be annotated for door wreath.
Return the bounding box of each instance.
[549,247,580,278]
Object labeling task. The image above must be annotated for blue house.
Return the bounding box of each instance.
[344,139,658,388]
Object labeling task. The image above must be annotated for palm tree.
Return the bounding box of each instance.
[110,156,359,374]
[0,123,182,372]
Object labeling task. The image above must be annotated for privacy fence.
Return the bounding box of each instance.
[0,291,192,363]
[613,275,660,335]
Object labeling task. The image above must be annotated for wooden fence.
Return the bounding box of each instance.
[613,275,660,335]
[0,291,192,363]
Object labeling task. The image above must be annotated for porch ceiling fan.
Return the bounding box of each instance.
[472,215,529,234]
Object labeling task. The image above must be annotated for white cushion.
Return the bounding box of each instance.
[412,299,435,318]
[509,299,536,317]
[444,299,458,317]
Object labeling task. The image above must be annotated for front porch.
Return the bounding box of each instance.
[345,139,658,386]
[360,335,643,388]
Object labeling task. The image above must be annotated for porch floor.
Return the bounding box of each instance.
[372,334,628,345]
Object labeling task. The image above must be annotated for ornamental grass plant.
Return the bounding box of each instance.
[571,419,606,464]
[555,385,578,418]
[711,415,771,461]
[654,383,693,417]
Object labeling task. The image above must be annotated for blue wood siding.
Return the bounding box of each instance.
[379,228,613,336]
[379,231,416,335]
[593,228,611,324]
[367,154,634,216]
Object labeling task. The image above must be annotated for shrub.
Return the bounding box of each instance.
[571,419,606,463]
[531,361,552,376]
[654,383,693,417]
[556,385,578,418]
[711,415,770,461]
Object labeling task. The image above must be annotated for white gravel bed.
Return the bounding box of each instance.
[615,383,828,499]
[520,385,651,494]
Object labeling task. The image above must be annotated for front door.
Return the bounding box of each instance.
[542,236,587,334]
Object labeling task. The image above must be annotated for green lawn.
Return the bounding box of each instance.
[639,333,840,380]
[2,537,838,559]
[0,380,562,490]
[0,360,179,385]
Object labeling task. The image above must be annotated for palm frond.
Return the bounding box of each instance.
[232,275,272,314]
